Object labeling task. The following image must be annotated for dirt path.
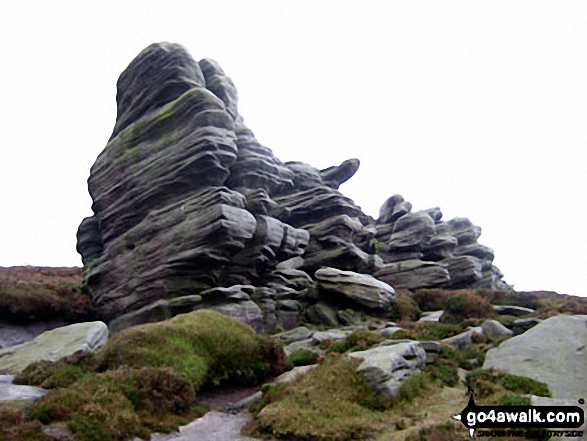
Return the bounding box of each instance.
[148,386,267,441]
[149,411,260,441]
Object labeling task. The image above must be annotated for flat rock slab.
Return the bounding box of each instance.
[0,375,47,401]
[0,321,108,374]
[418,310,444,322]
[150,411,259,441]
[315,267,395,311]
[493,305,535,316]
[349,341,427,398]
[483,314,587,400]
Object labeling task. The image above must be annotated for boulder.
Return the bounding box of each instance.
[442,255,483,288]
[305,302,339,327]
[349,341,428,398]
[0,374,47,401]
[272,365,317,384]
[319,158,360,190]
[418,310,444,323]
[315,267,395,311]
[378,339,442,364]
[283,339,315,357]
[435,218,481,246]
[377,194,412,225]
[387,212,435,252]
[481,319,514,339]
[493,305,535,316]
[422,234,458,261]
[483,315,587,399]
[274,326,313,345]
[510,317,541,335]
[311,329,350,345]
[441,327,484,349]
[0,322,108,374]
[374,260,450,290]
[379,326,403,339]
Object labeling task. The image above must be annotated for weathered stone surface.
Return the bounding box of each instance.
[76,42,510,329]
[272,365,317,384]
[483,315,587,399]
[319,158,360,189]
[199,285,265,332]
[211,301,264,333]
[510,317,541,335]
[0,374,47,401]
[275,299,304,330]
[76,43,316,325]
[349,341,427,398]
[108,295,203,333]
[315,267,395,311]
[377,340,442,364]
[435,218,481,246]
[379,326,403,339]
[387,212,435,252]
[149,410,259,441]
[199,58,239,120]
[440,327,483,349]
[481,319,513,339]
[418,311,444,323]
[274,326,313,345]
[305,302,339,327]
[493,305,535,316]
[375,196,509,290]
[337,309,364,326]
[0,322,108,374]
[283,339,314,357]
[311,329,350,344]
[421,234,458,261]
[375,260,450,290]
[227,123,294,194]
[378,194,412,225]
[272,183,380,274]
[442,256,483,288]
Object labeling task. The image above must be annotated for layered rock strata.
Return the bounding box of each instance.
[77,43,378,330]
[374,194,509,291]
[77,42,509,332]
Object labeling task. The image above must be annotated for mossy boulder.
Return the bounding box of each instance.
[12,309,288,441]
[96,309,288,388]
[0,321,108,375]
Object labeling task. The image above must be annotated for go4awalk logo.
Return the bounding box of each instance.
[452,392,585,438]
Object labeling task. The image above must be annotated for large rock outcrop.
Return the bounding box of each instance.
[77,42,509,331]
[76,43,379,330]
[374,195,510,291]
[483,314,587,399]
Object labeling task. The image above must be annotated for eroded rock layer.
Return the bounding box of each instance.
[77,42,509,331]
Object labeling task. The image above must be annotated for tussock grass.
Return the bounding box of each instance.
[467,369,550,399]
[251,355,390,440]
[324,329,384,355]
[249,355,439,441]
[12,310,288,441]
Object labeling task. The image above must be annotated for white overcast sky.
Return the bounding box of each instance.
[0,1,585,296]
